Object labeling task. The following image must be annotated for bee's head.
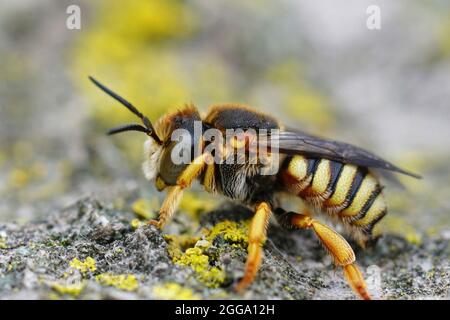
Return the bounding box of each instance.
[89,77,201,188]
[145,105,202,186]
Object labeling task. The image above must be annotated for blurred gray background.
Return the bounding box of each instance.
[0,0,449,240]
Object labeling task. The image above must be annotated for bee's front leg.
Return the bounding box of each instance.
[148,153,211,229]
[277,210,371,300]
[235,202,272,292]
[147,185,184,229]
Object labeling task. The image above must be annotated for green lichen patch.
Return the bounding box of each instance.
[179,191,217,220]
[165,234,225,288]
[153,282,200,300]
[176,247,226,288]
[51,282,85,297]
[165,234,200,261]
[163,220,252,289]
[0,236,8,249]
[95,273,139,291]
[206,220,250,247]
[1,197,449,300]
[131,198,158,220]
[130,218,144,229]
[69,257,97,275]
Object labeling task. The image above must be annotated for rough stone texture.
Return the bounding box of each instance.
[1,197,449,300]
[0,1,449,300]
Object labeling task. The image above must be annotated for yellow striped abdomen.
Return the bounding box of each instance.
[281,155,387,238]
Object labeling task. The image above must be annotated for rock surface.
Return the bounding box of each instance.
[1,197,449,300]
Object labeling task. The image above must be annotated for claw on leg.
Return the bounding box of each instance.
[343,264,371,300]
[147,219,160,229]
[235,202,271,293]
[290,213,371,300]
[235,242,263,293]
[147,186,183,230]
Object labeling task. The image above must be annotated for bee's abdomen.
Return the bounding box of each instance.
[281,155,387,237]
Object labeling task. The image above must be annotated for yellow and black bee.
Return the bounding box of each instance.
[89,77,420,300]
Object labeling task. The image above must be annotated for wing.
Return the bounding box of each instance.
[269,128,421,179]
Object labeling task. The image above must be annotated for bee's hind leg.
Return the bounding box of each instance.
[235,202,272,292]
[275,208,371,300]
[148,153,211,229]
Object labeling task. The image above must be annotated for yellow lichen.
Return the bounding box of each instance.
[153,282,200,300]
[165,234,200,260]
[405,233,422,246]
[0,237,7,249]
[266,60,334,129]
[437,15,450,58]
[69,257,97,274]
[165,235,225,288]
[48,293,61,300]
[380,216,422,245]
[206,220,250,246]
[163,220,252,288]
[177,247,209,270]
[71,0,235,169]
[175,247,225,288]
[130,218,144,229]
[30,162,47,179]
[179,191,216,220]
[51,282,85,297]
[0,151,5,167]
[95,273,139,291]
[7,161,48,189]
[9,168,30,188]
[73,0,198,129]
[131,198,158,220]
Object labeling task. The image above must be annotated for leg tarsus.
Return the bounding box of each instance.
[235,202,271,293]
[148,186,183,230]
[147,219,162,229]
[288,211,371,300]
[343,264,371,300]
[235,242,262,293]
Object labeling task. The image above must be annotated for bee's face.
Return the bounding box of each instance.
[142,106,202,187]
[142,137,164,181]
[142,138,190,186]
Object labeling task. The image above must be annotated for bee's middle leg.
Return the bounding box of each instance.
[235,202,272,292]
[148,153,211,229]
[275,208,371,300]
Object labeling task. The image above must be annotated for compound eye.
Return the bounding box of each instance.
[158,143,189,185]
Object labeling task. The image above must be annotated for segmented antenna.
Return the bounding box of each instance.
[88,76,162,144]
[107,124,150,136]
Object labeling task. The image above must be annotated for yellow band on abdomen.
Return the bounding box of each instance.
[340,175,379,217]
[352,193,387,227]
[325,164,357,207]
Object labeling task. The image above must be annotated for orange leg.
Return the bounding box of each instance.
[148,153,211,229]
[290,213,371,300]
[147,185,183,229]
[235,202,272,292]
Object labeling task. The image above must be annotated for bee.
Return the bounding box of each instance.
[89,76,420,300]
